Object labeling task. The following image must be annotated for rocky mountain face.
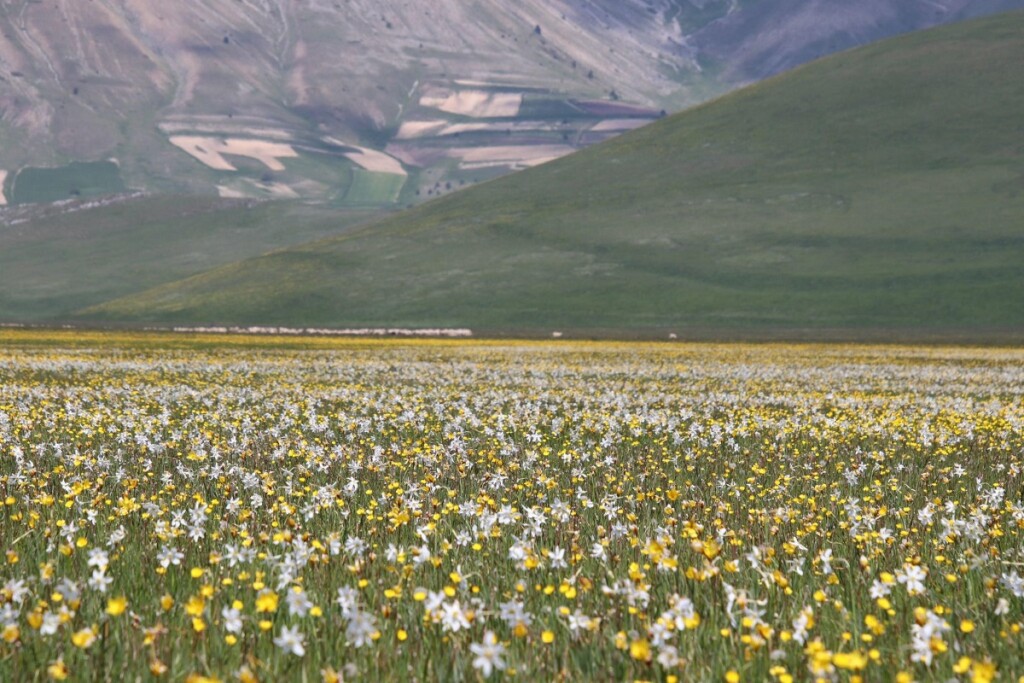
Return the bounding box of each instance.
[688,0,1024,81]
[0,0,1020,207]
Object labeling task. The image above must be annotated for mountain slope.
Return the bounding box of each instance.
[0,196,380,322]
[0,0,704,208]
[687,0,1024,81]
[82,12,1024,337]
[1,0,1022,209]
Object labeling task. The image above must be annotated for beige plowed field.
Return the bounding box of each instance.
[419,90,523,118]
[452,144,574,169]
[343,146,407,176]
[169,137,300,172]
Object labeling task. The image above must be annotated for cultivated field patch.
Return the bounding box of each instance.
[169,137,300,172]
[342,146,407,177]
[8,161,126,205]
[452,144,575,169]
[394,121,450,140]
[420,89,523,118]
[217,180,300,200]
[343,169,406,204]
[590,118,653,133]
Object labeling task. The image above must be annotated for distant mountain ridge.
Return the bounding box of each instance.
[688,0,1024,81]
[1,0,1022,208]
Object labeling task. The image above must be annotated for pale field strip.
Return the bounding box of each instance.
[590,118,652,132]
[343,147,407,176]
[451,72,568,88]
[396,119,562,139]
[458,159,567,170]
[318,138,408,176]
[216,180,300,199]
[395,120,453,139]
[158,122,296,140]
[419,89,523,118]
[258,181,301,199]
[452,78,561,89]
[454,79,505,87]
[382,144,437,168]
[216,185,247,199]
[443,121,558,135]
[451,144,574,169]
[169,136,300,171]
[0,170,7,205]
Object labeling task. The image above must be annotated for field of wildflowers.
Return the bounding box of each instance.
[1,331,1022,682]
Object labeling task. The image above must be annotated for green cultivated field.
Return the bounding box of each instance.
[9,161,126,204]
[82,13,1024,339]
[343,170,407,206]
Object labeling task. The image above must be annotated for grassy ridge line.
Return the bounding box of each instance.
[83,13,1024,335]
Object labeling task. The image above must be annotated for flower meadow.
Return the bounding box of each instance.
[1,331,1023,682]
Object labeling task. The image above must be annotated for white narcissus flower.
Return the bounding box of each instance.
[274,625,305,657]
[88,569,113,594]
[1003,571,1024,598]
[898,565,927,595]
[157,546,183,569]
[869,579,891,599]
[440,600,470,633]
[286,588,313,617]
[87,549,109,570]
[221,606,242,634]
[336,587,360,616]
[345,610,378,648]
[470,631,507,678]
[39,613,61,637]
[657,644,680,668]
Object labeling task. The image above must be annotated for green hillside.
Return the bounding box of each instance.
[0,197,380,322]
[83,13,1024,338]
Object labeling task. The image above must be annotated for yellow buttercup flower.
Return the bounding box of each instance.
[185,595,205,616]
[255,590,279,613]
[832,651,868,671]
[106,596,128,617]
[47,659,69,681]
[71,627,97,649]
[629,639,651,661]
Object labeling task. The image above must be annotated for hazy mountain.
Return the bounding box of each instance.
[1,0,1021,208]
[687,0,1024,81]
